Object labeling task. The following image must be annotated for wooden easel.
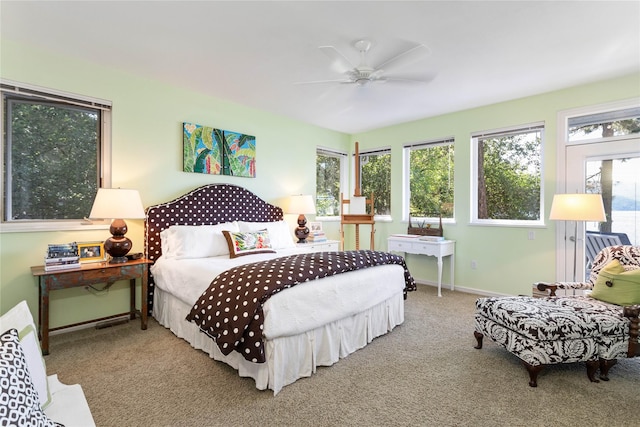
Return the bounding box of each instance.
[340,142,375,250]
[340,193,375,250]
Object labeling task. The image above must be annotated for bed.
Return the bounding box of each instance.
[144,183,415,394]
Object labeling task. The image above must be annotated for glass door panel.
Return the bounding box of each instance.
[565,140,639,282]
[585,156,639,245]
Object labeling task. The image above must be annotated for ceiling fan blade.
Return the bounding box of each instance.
[318,46,356,74]
[373,72,437,85]
[375,44,430,74]
[293,78,354,85]
[384,75,435,84]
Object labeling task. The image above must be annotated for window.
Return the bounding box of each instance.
[403,138,454,221]
[315,147,347,218]
[472,123,544,225]
[358,148,391,217]
[560,100,640,246]
[585,156,639,244]
[567,106,640,142]
[1,80,111,231]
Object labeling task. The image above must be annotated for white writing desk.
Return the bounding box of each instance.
[387,235,455,297]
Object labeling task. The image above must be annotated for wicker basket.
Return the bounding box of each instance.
[407,214,443,237]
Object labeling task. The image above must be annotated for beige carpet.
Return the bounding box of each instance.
[45,285,640,427]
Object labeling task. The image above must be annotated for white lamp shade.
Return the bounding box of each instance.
[287,194,316,215]
[89,188,146,219]
[549,193,606,222]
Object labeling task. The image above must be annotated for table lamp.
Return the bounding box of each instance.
[89,188,146,263]
[287,194,316,243]
[549,193,606,281]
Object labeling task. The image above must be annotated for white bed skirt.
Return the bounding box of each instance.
[153,287,405,395]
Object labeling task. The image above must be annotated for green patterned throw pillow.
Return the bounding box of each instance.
[590,259,640,306]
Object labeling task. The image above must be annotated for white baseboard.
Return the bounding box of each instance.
[414,280,512,298]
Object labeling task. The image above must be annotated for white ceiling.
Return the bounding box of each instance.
[2,1,639,134]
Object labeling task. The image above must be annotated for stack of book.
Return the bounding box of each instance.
[307,231,327,242]
[45,242,80,271]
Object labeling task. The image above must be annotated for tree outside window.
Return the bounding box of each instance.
[315,148,346,217]
[473,125,543,223]
[2,82,110,226]
[568,106,640,241]
[567,106,640,142]
[359,149,391,216]
[406,140,454,219]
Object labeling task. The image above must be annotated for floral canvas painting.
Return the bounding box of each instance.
[183,122,256,177]
[183,122,222,175]
[223,130,256,177]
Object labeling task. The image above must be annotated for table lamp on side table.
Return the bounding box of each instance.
[89,188,146,263]
[287,194,316,243]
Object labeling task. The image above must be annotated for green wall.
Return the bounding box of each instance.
[1,38,638,327]
[0,39,349,326]
[354,73,640,295]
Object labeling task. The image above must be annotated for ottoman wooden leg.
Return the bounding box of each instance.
[585,360,600,383]
[522,361,544,387]
[473,331,484,349]
[598,358,617,381]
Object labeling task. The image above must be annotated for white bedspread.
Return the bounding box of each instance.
[150,249,406,339]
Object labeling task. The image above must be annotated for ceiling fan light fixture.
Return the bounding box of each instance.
[354,39,372,53]
[298,39,431,87]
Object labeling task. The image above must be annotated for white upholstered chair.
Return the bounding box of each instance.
[0,300,95,426]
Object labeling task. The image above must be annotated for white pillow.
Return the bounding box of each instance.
[238,220,296,249]
[159,228,174,258]
[0,300,51,408]
[161,222,240,259]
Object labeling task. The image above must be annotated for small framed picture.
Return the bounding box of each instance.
[78,241,106,263]
[309,222,323,232]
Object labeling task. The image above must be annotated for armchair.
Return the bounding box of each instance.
[537,245,640,297]
[536,244,640,373]
[474,245,639,387]
[585,231,631,275]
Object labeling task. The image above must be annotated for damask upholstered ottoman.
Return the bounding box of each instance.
[546,296,638,379]
[473,296,629,387]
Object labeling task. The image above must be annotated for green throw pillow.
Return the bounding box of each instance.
[590,259,640,306]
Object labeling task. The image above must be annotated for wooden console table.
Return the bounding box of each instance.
[387,236,455,297]
[31,258,152,354]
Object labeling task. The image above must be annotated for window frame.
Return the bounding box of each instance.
[354,146,392,221]
[1,79,112,233]
[315,146,348,221]
[555,98,640,279]
[471,122,545,227]
[402,137,455,223]
[562,99,640,146]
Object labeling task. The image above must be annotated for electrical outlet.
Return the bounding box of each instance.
[528,231,535,240]
[471,260,477,270]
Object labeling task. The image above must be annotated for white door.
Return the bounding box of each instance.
[561,139,639,282]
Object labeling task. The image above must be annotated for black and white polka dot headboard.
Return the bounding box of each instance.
[144,183,284,312]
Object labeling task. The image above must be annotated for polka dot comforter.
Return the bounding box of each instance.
[186,250,416,363]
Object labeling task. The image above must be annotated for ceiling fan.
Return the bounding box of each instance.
[297,39,431,87]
